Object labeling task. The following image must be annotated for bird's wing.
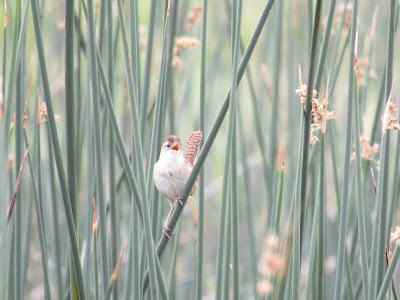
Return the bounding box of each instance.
[184,131,203,165]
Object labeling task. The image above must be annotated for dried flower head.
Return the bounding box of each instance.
[37,90,61,126]
[351,136,380,163]
[10,112,28,130]
[355,57,369,86]
[276,145,286,172]
[325,255,336,274]
[388,227,400,265]
[139,25,147,50]
[184,4,203,29]
[382,78,399,132]
[166,0,171,17]
[295,84,317,106]
[57,21,65,31]
[258,235,286,278]
[111,241,128,284]
[92,198,98,233]
[296,66,335,144]
[390,227,400,246]
[172,37,200,69]
[256,280,273,296]
[336,2,352,35]
[174,37,200,52]
[0,77,3,119]
[369,69,378,80]
[4,1,7,28]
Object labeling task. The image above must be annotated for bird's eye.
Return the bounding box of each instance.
[166,144,170,148]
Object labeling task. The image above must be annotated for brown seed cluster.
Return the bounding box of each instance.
[257,235,286,296]
[295,67,335,145]
[37,90,60,126]
[0,77,3,119]
[4,1,7,28]
[330,2,353,37]
[57,21,65,31]
[92,198,98,233]
[171,4,202,68]
[383,99,400,132]
[172,37,200,68]
[388,227,400,265]
[355,57,370,86]
[138,25,147,51]
[295,84,317,106]
[184,4,203,29]
[390,227,400,246]
[351,136,379,163]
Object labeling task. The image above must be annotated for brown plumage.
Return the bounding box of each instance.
[184,131,203,165]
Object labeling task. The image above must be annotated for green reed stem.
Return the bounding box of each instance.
[333,0,357,298]
[238,105,258,298]
[23,130,52,299]
[87,0,110,292]
[299,0,322,253]
[66,0,79,297]
[353,73,369,297]
[291,110,305,300]
[314,0,337,91]
[195,0,208,298]
[45,122,63,298]
[377,245,400,300]
[30,0,86,297]
[368,115,389,299]
[95,44,161,297]
[229,0,242,298]
[140,0,157,139]
[14,1,23,297]
[269,0,283,184]
[214,120,233,300]
[317,134,326,299]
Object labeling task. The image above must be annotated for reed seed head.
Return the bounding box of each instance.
[4,1,7,28]
[184,4,203,29]
[296,68,334,144]
[111,241,127,284]
[92,198,98,233]
[172,37,200,68]
[351,136,380,163]
[382,78,399,132]
[256,280,273,296]
[390,227,400,246]
[258,235,286,278]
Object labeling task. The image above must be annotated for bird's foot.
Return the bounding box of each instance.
[163,225,175,239]
[178,197,186,208]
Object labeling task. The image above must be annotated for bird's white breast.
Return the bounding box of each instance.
[153,151,192,203]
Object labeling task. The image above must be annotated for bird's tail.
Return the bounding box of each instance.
[184,131,203,165]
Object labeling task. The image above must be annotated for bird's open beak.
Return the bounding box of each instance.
[172,143,180,151]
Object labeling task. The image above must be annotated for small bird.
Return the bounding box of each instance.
[153,131,203,238]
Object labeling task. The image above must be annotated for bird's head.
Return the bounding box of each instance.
[161,136,181,154]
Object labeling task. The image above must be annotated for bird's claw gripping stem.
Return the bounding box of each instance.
[163,226,175,239]
[178,197,186,208]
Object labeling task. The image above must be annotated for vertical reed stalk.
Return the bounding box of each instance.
[13,1,23,297]
[299,0,322,253]
[195,0,208,299]
[30,0,87,297]
[353,64,369,297]
[333,0,357,298]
